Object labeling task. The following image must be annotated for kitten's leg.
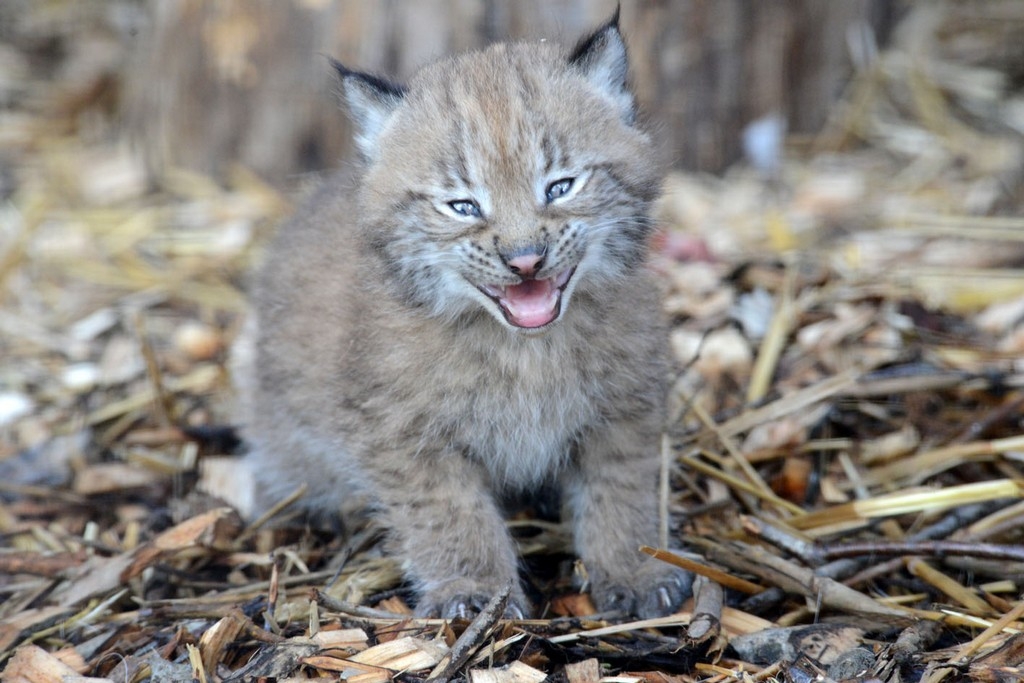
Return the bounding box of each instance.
[371,449,528,619]
[568,420,692,618]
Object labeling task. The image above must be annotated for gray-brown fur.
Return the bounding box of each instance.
[238,15,691,618]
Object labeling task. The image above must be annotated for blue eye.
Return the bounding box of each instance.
[448,199,481,218]
[545,178,575,203]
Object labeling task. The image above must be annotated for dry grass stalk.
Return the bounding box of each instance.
[864,434,1024,486]
[682,454,800,515]
[906,558,994,615]
[688,403,799,515]
[713,369,861,438]
[546,615,693,644]
[789,480,1024,533]
[746,266,796,404]
[641,546,764,595]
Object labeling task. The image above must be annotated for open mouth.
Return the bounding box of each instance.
[479,268,574,329]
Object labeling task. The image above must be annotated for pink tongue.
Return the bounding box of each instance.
[501,278,558,328]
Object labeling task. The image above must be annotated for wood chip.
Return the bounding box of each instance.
[350,636,448,673]
[469,660,548,683]
[2,645,110,683]
[564,658,602,683]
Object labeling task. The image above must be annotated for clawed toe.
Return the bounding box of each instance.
[635,571,692,619]
[592,565,693,618]
[417,590,528,620]
[443,595,488,620]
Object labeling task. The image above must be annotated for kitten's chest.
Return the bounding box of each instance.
[444,333,600,488]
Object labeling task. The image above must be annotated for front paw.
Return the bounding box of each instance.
[591,562,692,619]
[415,580,529,619]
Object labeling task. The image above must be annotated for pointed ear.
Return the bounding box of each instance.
[568,9,636,125]
[329,57,406,161]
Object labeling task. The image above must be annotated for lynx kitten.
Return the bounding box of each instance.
[239,13,691,618]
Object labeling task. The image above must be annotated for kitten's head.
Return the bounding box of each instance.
[333,12,664,333]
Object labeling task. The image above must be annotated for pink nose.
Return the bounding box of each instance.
[507,253,544,277]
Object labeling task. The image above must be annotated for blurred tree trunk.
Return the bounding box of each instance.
[125,0,895,184]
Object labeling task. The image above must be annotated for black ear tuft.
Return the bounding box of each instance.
[568,9,635,126]
[568,6,622,66]
[326,56,406,161]
[328,57,406,102]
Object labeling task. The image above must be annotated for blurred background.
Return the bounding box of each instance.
[0,0,910,187]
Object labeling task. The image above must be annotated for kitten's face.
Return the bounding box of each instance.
[355,41,662,332]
